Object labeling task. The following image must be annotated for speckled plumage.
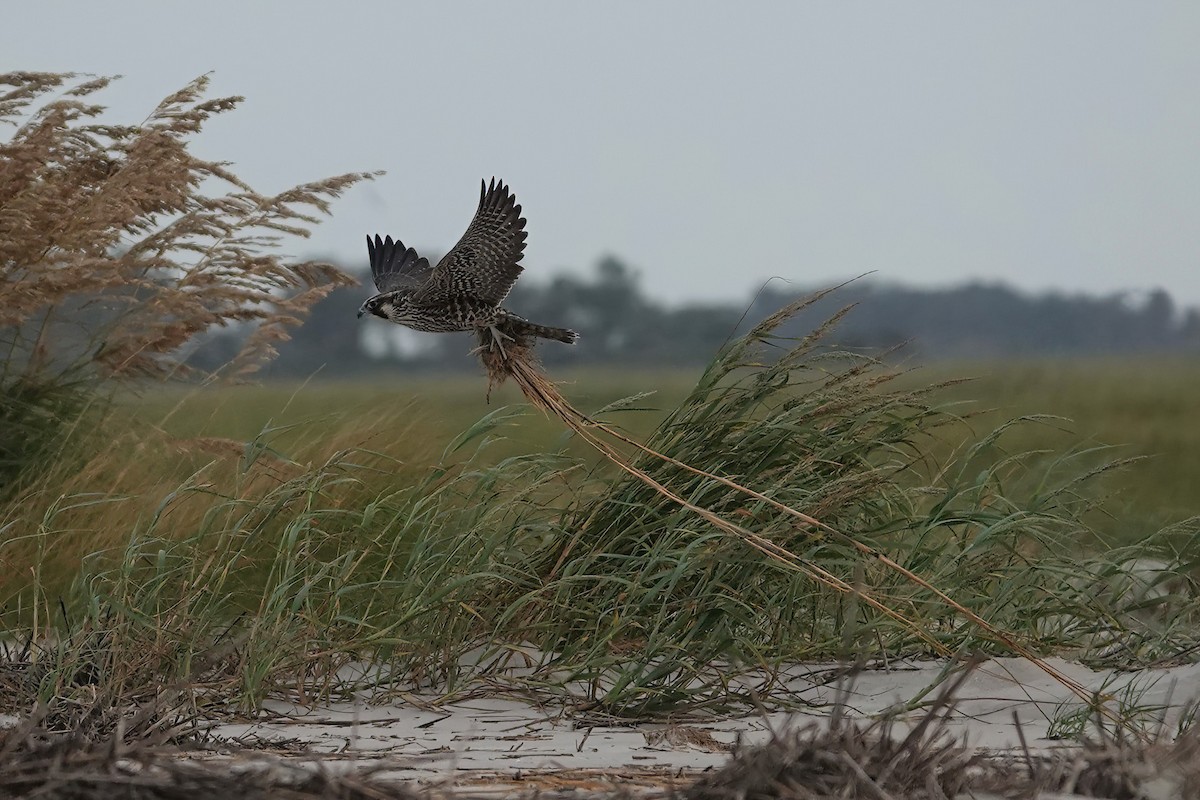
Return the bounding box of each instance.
[359,179,578,350]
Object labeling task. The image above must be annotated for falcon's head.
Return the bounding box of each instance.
[358,294,388,320]
[357,292,412,322]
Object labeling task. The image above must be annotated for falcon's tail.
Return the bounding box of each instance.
[513,319,578,345]
[504,316,579,345]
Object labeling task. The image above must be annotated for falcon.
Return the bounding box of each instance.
[358,178,578,357]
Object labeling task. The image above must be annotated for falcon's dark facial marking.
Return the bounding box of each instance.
[357,295,394,320]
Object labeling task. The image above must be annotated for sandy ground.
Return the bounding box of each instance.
[199,656,1200,792]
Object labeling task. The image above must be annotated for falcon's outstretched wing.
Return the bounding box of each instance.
[366,234,433,293]
[414,178,527,306]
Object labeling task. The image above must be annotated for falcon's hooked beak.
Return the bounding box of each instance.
[357,303,368,319]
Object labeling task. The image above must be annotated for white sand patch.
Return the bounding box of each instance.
[205,656,1200,786]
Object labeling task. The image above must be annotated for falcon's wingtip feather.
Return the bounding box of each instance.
[480,176,508,207]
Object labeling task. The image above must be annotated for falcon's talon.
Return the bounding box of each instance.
[487,325,513,359]
[467,326,512,358]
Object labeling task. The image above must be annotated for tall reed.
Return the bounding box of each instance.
[0,71,374,491]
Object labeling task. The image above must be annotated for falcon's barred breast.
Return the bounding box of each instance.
[358,179,578,355]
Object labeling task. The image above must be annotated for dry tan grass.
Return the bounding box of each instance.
[0,69,388,585]
[0,71,375,382]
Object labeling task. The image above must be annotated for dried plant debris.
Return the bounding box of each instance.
[643,725,733,753]
[476,322,563,409]
[1005,730,1200,800]
[0,729,421,800]
[686,716,979,800]
[5,706,1200,799]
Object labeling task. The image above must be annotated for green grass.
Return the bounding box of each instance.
[127,367,697,464]
[901,358,1200,543]
[132,357,1200,544]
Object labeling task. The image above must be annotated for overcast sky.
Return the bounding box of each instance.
[5,3,1199,306]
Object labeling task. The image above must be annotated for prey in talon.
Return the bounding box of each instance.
[358,179,579,360]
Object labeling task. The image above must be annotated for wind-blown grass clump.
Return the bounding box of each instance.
[0,71,373,492]
[470,296,1200,715]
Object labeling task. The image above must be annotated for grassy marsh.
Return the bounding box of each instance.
[124,355,1200,545]
[5,345,1200,723]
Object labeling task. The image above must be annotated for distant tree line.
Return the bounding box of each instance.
[186,256,1200,378]
[749,281,1200,360]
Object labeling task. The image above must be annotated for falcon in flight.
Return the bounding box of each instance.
[358,179,578,357]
